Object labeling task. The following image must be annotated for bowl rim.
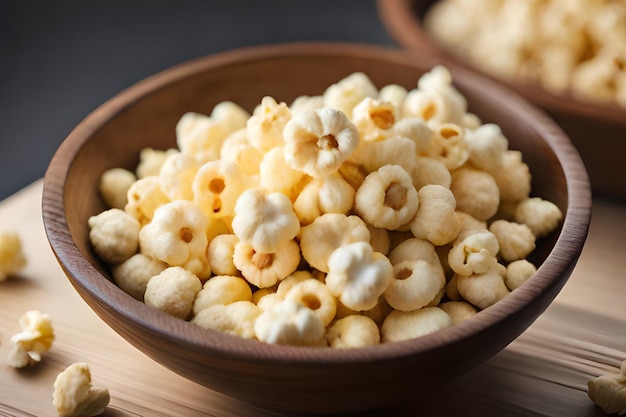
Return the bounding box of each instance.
[377,0,626,125]
[42,41,592,366]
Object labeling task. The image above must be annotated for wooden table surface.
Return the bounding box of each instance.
[1,180,624,417]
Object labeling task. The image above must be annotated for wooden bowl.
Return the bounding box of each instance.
[378,0,626,201]
[42,42,591,414]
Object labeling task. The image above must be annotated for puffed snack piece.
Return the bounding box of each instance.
[88,209,140,265]
[323,71,378,118]
[354,164,419,230]
[231,187,300,254]
[139,200,211,279]
[325,241,392,312]
[233,239,301,289]
[52,362,110,417]
[409,184,461,246]
[7,310,54,368]
[246,96,292,152]
[144,266,202,319]
[192,301,261,339]
[98,167,136,210]
[588,360,626,415]
[381,307,453,344]
[254,299,325,346]
[327,315,380,349]
[283,107,359,178]
[0,231,27,282]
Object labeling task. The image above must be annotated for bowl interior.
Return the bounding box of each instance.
[42,43,591,412]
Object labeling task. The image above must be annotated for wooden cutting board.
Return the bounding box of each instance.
[1,180,625,417]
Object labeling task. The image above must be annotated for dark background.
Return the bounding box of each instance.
[0,0,396,200]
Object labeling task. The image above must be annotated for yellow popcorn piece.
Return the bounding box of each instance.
[7,310,54,368]
[52,362,110,417]
[0,231,27,282]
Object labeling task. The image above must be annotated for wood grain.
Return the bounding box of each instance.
[1,181,622,416]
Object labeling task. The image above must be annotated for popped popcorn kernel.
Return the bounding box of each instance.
[327,315,380,349]
[254,299,326,346]
[144,266,202,319]
[7,310,54,368]
[52,362,110,417]
[0,231,27,282]
[98,167,136,209]
[88,209,140,265]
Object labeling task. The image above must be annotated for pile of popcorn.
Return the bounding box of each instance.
[424,0,626,108]
[89,67,563,348]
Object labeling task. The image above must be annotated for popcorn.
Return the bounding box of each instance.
[384,260,446,312]
[52,362,110,417]
[98,167,136,209]
[325,242,392,312]
[88,70,564,349]
[192,301,261,339]
[232,239,300,288]
[7,310,54,368]
[283,107,359,178]
[144,266,202,319]
[0,231,27,281]
[409,184,461,246]
[587,360,626,415]
[381,307,453,344]
[299,213,370,273]
[327,315,380,349]
[88,209,140,265]
[293,173,355,225]
[192,275,253,316]
[247,96,291,152]
[139,200,210,279]
[112,253,167,301]
[354,164,419,230]
[254,299,326,346]
[231,188,300,254]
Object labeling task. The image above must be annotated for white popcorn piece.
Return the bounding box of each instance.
[232,240,300,288]
[299,213,370,273]
[354,164,419,230]
[192,159,251,220]
[327,315,380,349]
[410,157,451,190]
[451,166,500,221]
[254,299,325,346]
[515,197,564,238]
[283,107,359,178]
[210,100,251,135]
[448,230,500,276]
[489,219,536,263]
[466,123,509,173]
[323,72,378,118]
[98,167,136,209]
[438,301,478,325]
[284,279,337,327]
[0,231,27,282]
[384,260,446,312]
[349,136,417,175]
[176,111,230,164]
[259,146,306,198]
[290,95,325,114]
[381,307,453,344]
[139,200,210,279]
[392,117,433,155]
[135,147,179,179]
[409,184,461,246]
[388,237,442,270]
[219,129,264,177]
[378,84,408,113]
[88,209,140,265]
[427,123,469,170]
[325,242,393,312]
[505,259,537,291]
[206,234,240,277]
[456,263,511,310]
[144,266,202,319]
[352,97,397,142]
[112,253,167,301]
[7,310,54,368]
[158,152,201,201]
[231,188,300,253]
[492,150,531,204]
[294,173,355,225]
[587,361,626,415]
[192,301,261,339]
[124,176,170,226]
[52,362,110,417]
[192,275,253,316]
[246,96,291,152]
